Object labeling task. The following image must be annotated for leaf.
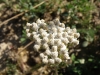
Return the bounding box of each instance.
[96,25,100,29]
[78,29,96,42]
[94,66,97,69]
[79,59,85,64]
[20,38,26,43]
[74,61,79,64]
[88,58,93,62]
[82,41,89,47]
[87,29,96,38]
[59,73,63,75]
[71,54,76,61]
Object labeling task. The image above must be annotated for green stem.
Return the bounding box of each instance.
[55,65,58,75]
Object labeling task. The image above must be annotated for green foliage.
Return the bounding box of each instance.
[20,29,27,44]
[67,53,100,75]
[78,29,96,47]
[64,0,97,47]
[17,0,47,21]
[2,0,13,7]
[66,0,94,25]
[6,61,16,75]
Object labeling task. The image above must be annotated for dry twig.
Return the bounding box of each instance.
[17,41,34,54]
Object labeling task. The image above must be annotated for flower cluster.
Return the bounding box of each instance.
[25,19,80,65]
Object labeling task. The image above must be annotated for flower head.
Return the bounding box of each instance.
[26,18,80,65]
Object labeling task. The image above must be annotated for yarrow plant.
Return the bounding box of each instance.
[25,19,80,65]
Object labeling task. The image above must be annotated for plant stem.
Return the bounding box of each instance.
[55,65,58,75]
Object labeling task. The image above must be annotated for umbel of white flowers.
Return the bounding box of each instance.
[26,19,80,65]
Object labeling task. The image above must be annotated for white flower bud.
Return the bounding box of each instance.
[65,27,70,32]
[53,18,60,25]
[26,29,30,33]
[41,19,45,22]
[62,32,68,38]
[68,9,72,13]
[74,33,80,38]
[72,39,79,45]
[33,34,39,40]
[32,23,38,31]
[27,33,31,37]
[53,32,57,36]
[45,49,51,56]
[40,53,45,58]
[49,39,54,45]
[59,43,66,49]
[67,56,70,59]
[49,21,55,26]
[62,38,69,45]
[44,55,48,59]
[39,28,45,33]
[54,39,58,45]
[48,59,55,64]
[42,58,48,64]
[34,44,40,51]
[67,36,74,42]
[64,38,69,45]
[51,51,58,58]
[55,39,61,46]
[54,39,60,45]
[60,23,65,28]
[68,31,74,36]
[36,38,41,44]
[32,22,37,26]
[32,32,37,35]
[51,46,57,51]
[52,28,57,33]
[56,33,62,38]
[36,19,41,24]
[43,37,49,43]
[27,23,32,27]
[60,48,68,54]
[64,54,70,59]
[40,23,47,29]
[72,28,77,33]
[41,31,48,37]
[55,58,62,63]
[43,43,49,49]
[57,27,63,33]
[48,34,54,39]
